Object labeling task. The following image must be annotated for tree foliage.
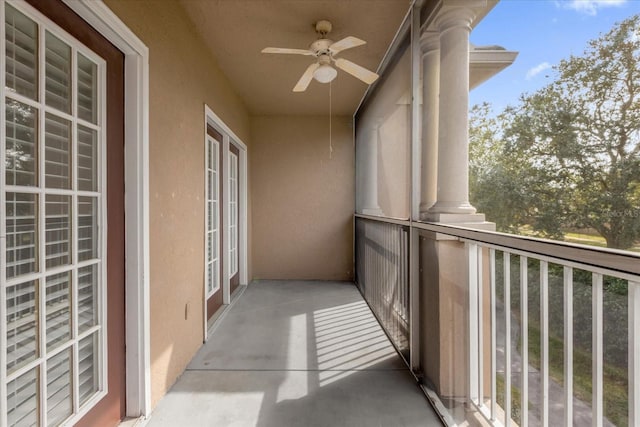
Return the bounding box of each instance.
[470,15,640,249]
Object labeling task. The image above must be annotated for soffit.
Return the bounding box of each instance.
[180,0,412,116]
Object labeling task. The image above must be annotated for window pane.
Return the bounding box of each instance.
[77,125,97,191]
[207,261,213,293]
[212,259,218,292]
[78,264,98,333]
[46,271,72,351]
[207,139,213,171]
[6,99,37,187]
[45,31,71,113]
[78,333,99,406]
[77,53,97,124]
[7,367,39,427]
[6,192,38,279]
[45,195,71,269]
[78,196,97,261]
[47,348,73,427]
[6,280,39,374]
[5,4,38,100]
[45,113,72,189]
[207,170,213,202]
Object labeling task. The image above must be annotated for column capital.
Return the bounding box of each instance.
[419,31,440,54]
[435,6,476,34]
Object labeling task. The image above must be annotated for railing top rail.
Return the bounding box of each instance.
[354,213,640,276]
[355,213,411,227]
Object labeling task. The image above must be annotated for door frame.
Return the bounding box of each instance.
[203,104,248,341]
[61,0,151,418]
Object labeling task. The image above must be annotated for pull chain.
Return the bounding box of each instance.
[329,80,333,159]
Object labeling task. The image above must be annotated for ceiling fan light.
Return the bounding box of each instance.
[313,64,337,83]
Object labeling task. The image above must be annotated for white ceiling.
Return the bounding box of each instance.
[180,0,412,116]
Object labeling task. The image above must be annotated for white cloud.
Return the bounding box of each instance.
[526,62,552,80]
[557,0,627,16]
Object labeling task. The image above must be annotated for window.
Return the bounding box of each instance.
[205,135,220,296]
[1,3,105,426]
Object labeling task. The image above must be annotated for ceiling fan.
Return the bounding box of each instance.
[261,20,379,92]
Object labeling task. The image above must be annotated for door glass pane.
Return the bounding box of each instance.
[77,125,97,191]
[207,169,213,201]
[78,264,97,333]
[77,196,97,261]
[7,367,39,427]
[45,113,72,189]
[77,53,97,124]
[5,4,38,100]
[6,280,39,375]
[45,195,71,269]
[207,199,213,230]
[45,31,71,113]
[47,348,73,426]
[6,99,37,187]
[6,192,38,279]
[46,271,72,351]
[212,259,218,292]
[207,261,213,294]
[78,333,98,406]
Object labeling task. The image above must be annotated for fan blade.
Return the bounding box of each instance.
[334,58,379,84]
[293,63,320,92]
[329,36,366,54]
[262,47,314,56]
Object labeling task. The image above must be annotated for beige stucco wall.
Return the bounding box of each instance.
[251,116,354,281]
[105,0,252,407]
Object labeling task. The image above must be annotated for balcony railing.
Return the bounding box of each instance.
[355,216,410,363]
[354,213,640,427]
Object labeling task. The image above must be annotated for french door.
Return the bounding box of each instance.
[228,143,239,294]
[205,125,222,319]
[205,120,243,324]
[1,1,125,426]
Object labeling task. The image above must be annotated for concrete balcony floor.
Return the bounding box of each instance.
[145,280,442,427]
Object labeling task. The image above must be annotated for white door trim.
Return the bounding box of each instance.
[204,105,248,340]
[61,0,151,418]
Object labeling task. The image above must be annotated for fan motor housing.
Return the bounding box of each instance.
[309,39,333,55]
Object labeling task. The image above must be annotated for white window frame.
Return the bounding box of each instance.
[205,135,220,298]
[0,2,107,425]
[203,105,247,342]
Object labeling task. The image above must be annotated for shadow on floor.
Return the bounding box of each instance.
[146,280,442,427]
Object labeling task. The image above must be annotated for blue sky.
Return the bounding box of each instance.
[469,0,640,112]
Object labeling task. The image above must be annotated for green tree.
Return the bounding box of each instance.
[470,14,640,249]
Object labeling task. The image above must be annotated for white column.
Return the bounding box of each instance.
[361,121,382,215]
[427,7,478,219]
[419,31,440,219]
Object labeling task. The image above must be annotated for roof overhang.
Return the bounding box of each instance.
[470,46,518,90]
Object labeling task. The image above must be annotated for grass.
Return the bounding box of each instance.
[526,325,628,426]
[516,226,640,253]
[496,374,524,426]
